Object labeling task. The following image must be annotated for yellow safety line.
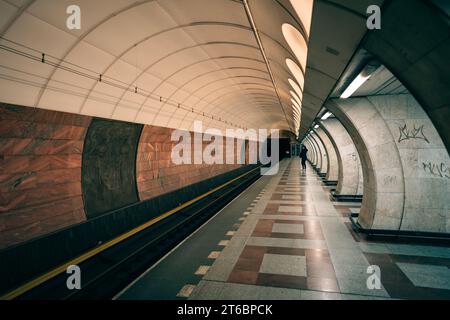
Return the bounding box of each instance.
[0,166,261,300]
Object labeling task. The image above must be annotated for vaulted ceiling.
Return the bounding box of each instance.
[0,0,382,136]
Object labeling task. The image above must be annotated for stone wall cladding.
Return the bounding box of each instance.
[136,125,246,201]
[0,104,91,249]
[367,94,450,233]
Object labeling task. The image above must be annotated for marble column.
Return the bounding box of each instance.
[314,127,339,182]
[319,118,363,196]
[327,93,450,233]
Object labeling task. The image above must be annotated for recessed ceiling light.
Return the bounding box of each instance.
[282,23,308,71]
[286,59,304,91]
[289,0,314,37]
[290,90,302,106]
[321,112,332,120]
[288,78,303,100]
[341,60,381,99]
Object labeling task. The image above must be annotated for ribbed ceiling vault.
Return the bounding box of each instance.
[0,0,315,134]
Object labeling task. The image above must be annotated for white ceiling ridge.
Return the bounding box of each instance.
[148,3,244,126]
[6,19,258,113]
[0,64,150,112]
[110,54,267,119]
[155,56,268,86]
[119,41,260,112]
[0,71,149,114]
[208,88,280,112]
[178,87,272,129]
[243,0,294,134]
[143,67,273,126]
[204,87,279,109]
[76,40,258,114]
[208,99,279,124]
[0,37,255,129]
[182,72,273,104]
[5,8,292,129]
[14,2,164,108]
[186,79,276,117]
[0,0,296,132]
[109,42,263,120]
[0,0,35,37]
[9,0,264,104]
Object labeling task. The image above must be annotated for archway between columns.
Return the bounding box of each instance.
[325,98,405,231]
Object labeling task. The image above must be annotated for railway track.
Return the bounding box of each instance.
[4,166,262,300]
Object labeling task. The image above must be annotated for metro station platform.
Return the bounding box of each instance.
[0,0,449,306]
[117,159,450,300]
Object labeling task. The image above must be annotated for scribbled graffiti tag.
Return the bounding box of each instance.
[398,124,429,143]
[383,175,397,185]
[422,162,450,179]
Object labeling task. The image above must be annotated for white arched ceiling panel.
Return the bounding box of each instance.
[0,1,20,32]
[218,94,278,106]
[215,57,266,70]
[194,82,272,107]
[83,2,179,57]
[244,0,313,135]
[152,69,272,121]
[121,30,200,75]
[40,41,117,111]
[190,75,273,104]
[290,90,302,106]
[5,12,75,57]
[199,42,260,61]
[181,85,271,117]
[180,24,256,48]
[291,99,302,112]
[282,23,308,72]
[209,100,277,124]
[214,98,279,120]
[0,0,315,133]
[288,78,303,101]
[27,0,133,38]
[166,60,267,91]
[159,0,249,26]
[174,68,271,97]
[210,88,278,108]
[289,0,314,37]
[286,58,305,90]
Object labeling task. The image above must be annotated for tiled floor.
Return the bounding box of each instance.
[189,159,450,300]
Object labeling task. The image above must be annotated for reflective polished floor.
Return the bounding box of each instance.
[120,159,450,300]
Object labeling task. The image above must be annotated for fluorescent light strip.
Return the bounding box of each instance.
[321,111,332,120]
[340,74,371,99]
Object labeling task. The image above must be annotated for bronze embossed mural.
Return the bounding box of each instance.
[82,119,143,219]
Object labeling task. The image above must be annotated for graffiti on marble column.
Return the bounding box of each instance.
[398,124,429,143]
[383,175,397,185]
[422,162,450,179]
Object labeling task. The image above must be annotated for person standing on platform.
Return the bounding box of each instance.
[300,145,308,170]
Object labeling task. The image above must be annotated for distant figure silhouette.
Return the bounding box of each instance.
[300,145,308,170]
